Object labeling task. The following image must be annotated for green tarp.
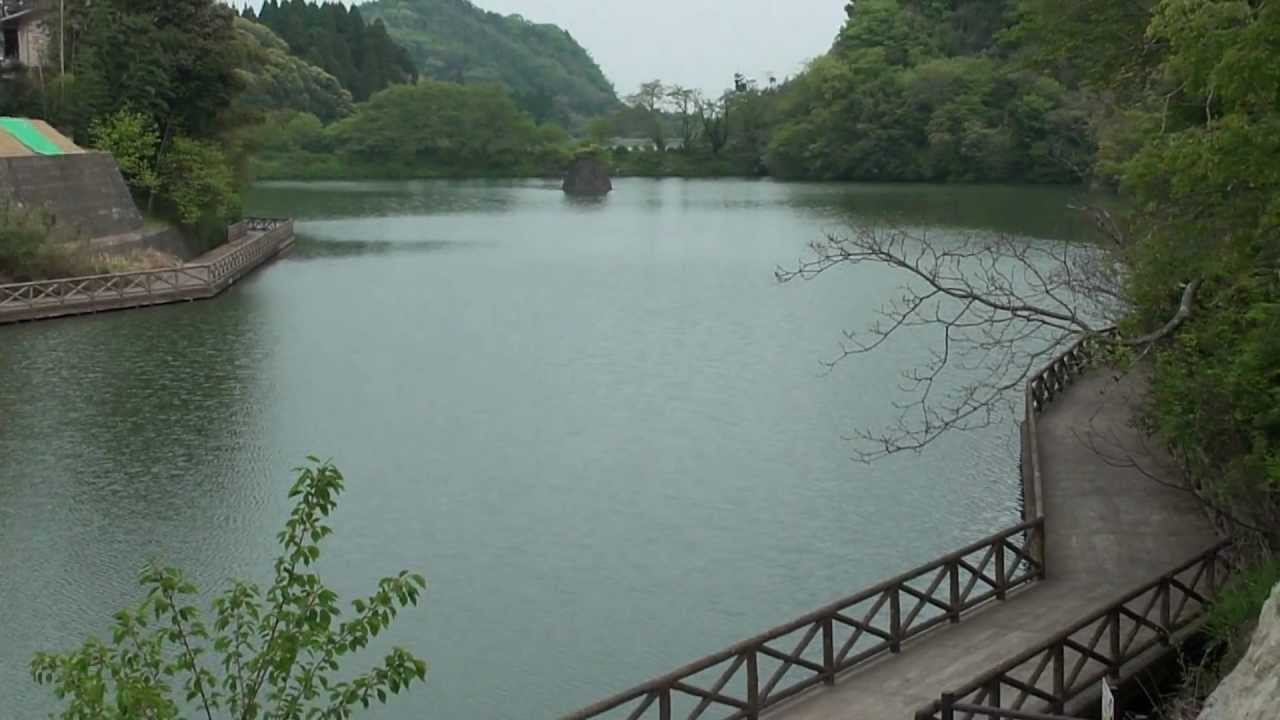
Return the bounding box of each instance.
[0,117,64,156]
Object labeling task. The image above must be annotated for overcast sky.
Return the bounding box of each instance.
[235,0,848,95]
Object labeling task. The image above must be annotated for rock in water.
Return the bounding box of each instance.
[563,157,612,195]
[1198,581,1280,720]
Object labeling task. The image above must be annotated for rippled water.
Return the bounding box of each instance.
[0,179,1094,718]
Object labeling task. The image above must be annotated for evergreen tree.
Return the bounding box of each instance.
[250,0,417,102]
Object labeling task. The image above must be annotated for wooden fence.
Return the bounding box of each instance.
[0,218,293,323]
[564,328,1235,720]
[1016,330,1117,574]
[915,541,1232,720]
[1020,332,1114,527]
[562,521,1045,720]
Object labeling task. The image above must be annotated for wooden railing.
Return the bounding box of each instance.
[0,265,213,308]
[0,218,293,321]
[562,521,1045,720]
[1020,332,1114,526]
[915,541,1232,720]
[207,220,294,285]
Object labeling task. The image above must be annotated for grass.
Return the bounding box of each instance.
[1205,555,1280,647]
[1152,555,1280,719]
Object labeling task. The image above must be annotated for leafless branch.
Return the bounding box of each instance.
[777,219,1206,461]
[776,225,1125,460]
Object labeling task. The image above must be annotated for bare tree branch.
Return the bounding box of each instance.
[777,221,1197,461]
[776,225,1123,460]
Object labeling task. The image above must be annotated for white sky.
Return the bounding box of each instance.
[232,0,848,95]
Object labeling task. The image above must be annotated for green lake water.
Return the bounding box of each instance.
[0,179,1095,718]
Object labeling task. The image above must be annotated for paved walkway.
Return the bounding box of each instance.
[764,368,1216,719]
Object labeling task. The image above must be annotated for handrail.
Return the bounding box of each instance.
[915,541,1232,720]
[564,329,1139,720]
[562,520,1045,720]
[1021,330,1115,526]
[0,218,292,316]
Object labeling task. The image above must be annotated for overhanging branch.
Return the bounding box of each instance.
[1125,278,1202,347]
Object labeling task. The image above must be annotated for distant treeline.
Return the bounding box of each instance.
[246,0,417,102]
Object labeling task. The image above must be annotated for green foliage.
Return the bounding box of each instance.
[232,18,355,123]
[359,0,618,126]
[1076,0,1280,537]
[0,204,74,281]
[55,0,242,142]
[159,138,239,228]
[89,110,161,196]
[762,1,1089,183]
[10,0,252,238]
[1008,0,1160,88]
[251,82,572,179]
[252,1,417,103]
[1206,557,1280,646]
[31,459,429,720]
[997,0,1280,538]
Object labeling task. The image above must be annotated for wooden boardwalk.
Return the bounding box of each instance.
[762,368,1218,720]
[564,337,1227,720]
[0,218,294,324]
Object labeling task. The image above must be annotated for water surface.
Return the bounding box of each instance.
[0,179,1094,718]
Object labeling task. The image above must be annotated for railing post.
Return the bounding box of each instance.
[940,692,956,720]
[1207,551,1219,594]
[986,679,1002,712]
[1160,578,1172,641]
[822,616,835,685]
[890,588,902,652]
[659,689,671,720]
[746,649,759,719]
[1052,644,1065,713]
[949,562,961,622]
[995,537,1007,600]
[1033,520,1047,581]
[1109,609,1122,681]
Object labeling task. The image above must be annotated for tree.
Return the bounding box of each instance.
[626,80,667,151]
[250,1,416,102]
[775,223,1131,460]
[771,0,1280,547]
[584,116,613,145]
[232,17,355,124]
[697,92,731,155]
[158,137,239,227]
[666,85,700,151]
[88,109,161,199]
[31,460,429,720]
[45,0,241,144]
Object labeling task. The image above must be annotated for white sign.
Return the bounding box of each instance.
[1101,679,1116,720]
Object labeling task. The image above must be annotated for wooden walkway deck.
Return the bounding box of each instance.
[762,368,1218,720]
[564,337,1227,720]
[0,218,294,324]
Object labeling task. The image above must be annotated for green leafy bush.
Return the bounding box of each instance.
[0,204,89,281]
[31,460,428,720]
[159,138,240,228]
[89,109,161,197]
[1206,557,1280,647]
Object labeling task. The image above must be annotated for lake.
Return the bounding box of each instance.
[0,179,1095,718]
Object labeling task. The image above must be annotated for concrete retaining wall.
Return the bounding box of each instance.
[0,152,144,239]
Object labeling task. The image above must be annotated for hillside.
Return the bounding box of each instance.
[359,0,618,126]
[233,18,355,123]
[251,1,418,102]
